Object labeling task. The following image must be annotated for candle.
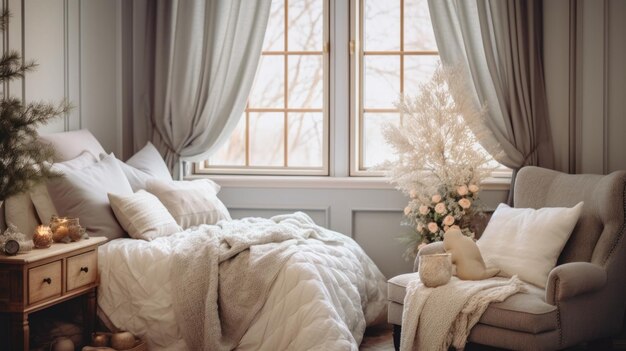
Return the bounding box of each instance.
[51,216,70,243]
[33,225,53,248]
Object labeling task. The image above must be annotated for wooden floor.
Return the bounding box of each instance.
[359,323,626,351]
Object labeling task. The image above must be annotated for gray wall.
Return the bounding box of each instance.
[544,0,626,174]
[4,0,121,155]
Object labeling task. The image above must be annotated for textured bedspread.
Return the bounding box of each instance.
[98,213,387,350]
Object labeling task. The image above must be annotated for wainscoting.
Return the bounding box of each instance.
[4,0,121,154]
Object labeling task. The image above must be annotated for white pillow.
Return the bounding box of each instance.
[30,151,98,225]
[108,190,181,241]
[39,129,105,162]
[145,179,230,229]
[477,202,584,288]
[125,142,172,181]
[46,154,134,239]
[103,143,172,192]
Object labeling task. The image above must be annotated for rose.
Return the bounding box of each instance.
[457,185,468,196]
[458,198,472,209]
[409,189,418,199]
[419,205,429,215]
[468,184,479,193]
[443,225,449,231]
[427,222,439,233]
[434,202,447,214]
[431,194,442,203]
[443,215,455,226]
[404,206,412,215]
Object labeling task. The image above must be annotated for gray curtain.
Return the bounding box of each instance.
[428,0,554,184]
[132,0,271,178]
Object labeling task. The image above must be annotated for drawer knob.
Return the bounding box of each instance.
[43,277,52,285]
[80,266,89,273]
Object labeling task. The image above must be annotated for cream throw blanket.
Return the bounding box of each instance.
[170,212,340,351]
[401,276,526,351]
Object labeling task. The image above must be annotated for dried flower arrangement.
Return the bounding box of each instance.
[380,65,497,259]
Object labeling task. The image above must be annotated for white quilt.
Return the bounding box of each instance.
[98,214,387,351]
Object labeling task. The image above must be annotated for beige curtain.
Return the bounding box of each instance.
[131,0,271,178]
[428,0,554,198]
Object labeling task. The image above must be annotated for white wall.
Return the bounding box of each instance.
[544,0,626,174]
[5,0,122,155]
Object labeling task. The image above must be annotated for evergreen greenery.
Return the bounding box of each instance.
[0,10,69,201]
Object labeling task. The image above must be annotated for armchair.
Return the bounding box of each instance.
[387,166,626,350]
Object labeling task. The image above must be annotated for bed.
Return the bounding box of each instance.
[10,130,388,350]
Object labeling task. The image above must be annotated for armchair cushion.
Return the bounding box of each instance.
[545,262,607,304]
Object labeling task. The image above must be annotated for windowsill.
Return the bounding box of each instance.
[184,173,512,191]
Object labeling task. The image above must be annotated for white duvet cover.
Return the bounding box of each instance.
[98,217,387,351]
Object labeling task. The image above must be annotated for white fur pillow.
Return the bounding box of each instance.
[145,179,231,229]
[477,202,583,288]
[108,190,181,240]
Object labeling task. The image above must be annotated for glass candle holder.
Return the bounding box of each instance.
[33,225,53,248]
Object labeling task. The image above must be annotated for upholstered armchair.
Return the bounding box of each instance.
[387,166,626,350]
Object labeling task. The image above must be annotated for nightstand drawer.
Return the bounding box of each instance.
[66,250,97,291]
[28,260,62,304]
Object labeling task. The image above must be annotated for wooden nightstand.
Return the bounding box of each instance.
[0,236,107,350]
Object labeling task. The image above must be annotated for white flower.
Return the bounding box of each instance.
[431,194,442,203]
[428,222,439,233]
[469,184,479,193]
[435,202,447,214]
[416,223,424,232]
[409,189,418,199]
[419,205,429,215]
[458,198,472,209]
[443,215,455,226]
[404,206,412,216]
[457,185,468,196]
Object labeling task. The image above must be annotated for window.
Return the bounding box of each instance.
[196,0,329,175]
[351,0,439,175]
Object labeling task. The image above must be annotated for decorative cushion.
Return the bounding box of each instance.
[46,154,133,239]
[125,142,172,181]
[145,179,230,229]
[38,129,105,162]
[4,192,39,239]
[477,202,584,288]
[30,151,98,225]
[108,190,181,241]
[103,144,171,192]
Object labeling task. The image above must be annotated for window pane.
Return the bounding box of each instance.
[404,0,437,51]
[288,55,323,108]
[364,55,400,109]
[404,55,439,97]
[249,56,284,108]
[363,113,400,168]
[288,112,323,167]
[249,112,285,166]
[263,0,284,51]
[364,0,400,51]
[210,114,246,166]
[288,0,323,51]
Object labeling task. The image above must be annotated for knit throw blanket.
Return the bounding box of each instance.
[170,212,340,351]
[401,276,526,351]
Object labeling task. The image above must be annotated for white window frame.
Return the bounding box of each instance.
[195,0,331,176]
